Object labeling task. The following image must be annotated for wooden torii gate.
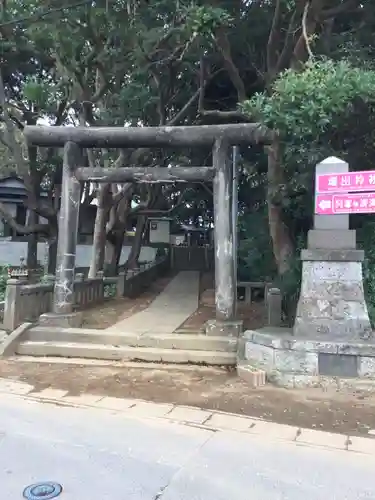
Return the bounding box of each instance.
[24,124,271,335]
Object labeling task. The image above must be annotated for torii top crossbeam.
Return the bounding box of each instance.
[24,123,272,148]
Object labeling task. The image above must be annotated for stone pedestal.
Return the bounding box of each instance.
[293,248,372,340]
[236,246,374,389]
[237,157,375,389]
[307,229,356,250]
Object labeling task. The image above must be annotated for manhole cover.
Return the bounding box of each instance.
[23,482,62,499]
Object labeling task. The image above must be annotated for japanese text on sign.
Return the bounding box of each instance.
[315,193,375,215]
[316,170,375,193]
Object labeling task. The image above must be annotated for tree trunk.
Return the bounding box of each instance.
[104,195,131,276]
[126,216,146,269]
[88,186,110,278]
[47,236,58,274]
[114,229,125,270]
[105,229,125,276]
[27,210,38,269]
[267,138,294,276]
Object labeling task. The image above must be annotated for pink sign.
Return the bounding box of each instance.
[316,170,375,193]
[315,193,375,215]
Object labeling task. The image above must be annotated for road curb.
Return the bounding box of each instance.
[1,377,375,456]
[0,323,32,357]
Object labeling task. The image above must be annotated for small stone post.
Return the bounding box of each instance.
[116,271,126,298]
[39,142,82,327]
[267,288,282,327]
[3,278,24,331]
[206,139,242,337]
[294,157,371,340]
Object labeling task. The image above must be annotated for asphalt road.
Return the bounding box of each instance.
[1,394,375,500]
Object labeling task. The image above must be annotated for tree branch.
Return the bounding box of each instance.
[0,67,29,176]
[275,7,302,74]
[198,58,249,121]
[302,2,314,60]
[267,0,283,75]
[91,64,109,103]
[0,202,49,235]
[292,0,325,67]
[169,87,200,126]
[320,0,359,19]
[150,70,166,126]
[214,27,247,102]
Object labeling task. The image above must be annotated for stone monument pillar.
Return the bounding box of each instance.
[293,157,372,340]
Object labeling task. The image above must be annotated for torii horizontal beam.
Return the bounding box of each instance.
[74,166,215,183]
[24,123,272,148]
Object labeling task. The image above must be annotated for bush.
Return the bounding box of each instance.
[0,265,9,301]
[358,222,375,326]
[237,211,276,282]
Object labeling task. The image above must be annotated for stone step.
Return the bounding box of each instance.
[175,328,205,335]
[26,327,237,352]
[16,341,236,365]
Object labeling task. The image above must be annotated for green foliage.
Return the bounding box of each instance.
[22,76,60,110]
[183,5,232,36]
[0,266,9,301]
[237,211,276,281]
[358,222,375,327]
[243,59,375,141]
[242,58,375,324]
[104,283,117,298]
[274,234,305,326]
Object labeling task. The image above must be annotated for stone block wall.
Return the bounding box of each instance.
[240,328,375,389]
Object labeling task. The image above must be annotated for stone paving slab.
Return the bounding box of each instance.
[107,271,200,333]
[3,377,375,455]
[0,379,34,395]
[296,428,349,450]
[167,406,212,424]
[94,396,138,411]
[36,388,68,399]
[207,413,257,432]
[127,401,174,418]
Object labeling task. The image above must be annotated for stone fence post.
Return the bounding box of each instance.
[116,271,126,298]
[3,278,25,331]
[267,288,282,327]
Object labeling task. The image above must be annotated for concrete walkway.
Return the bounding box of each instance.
[108,271,200,334]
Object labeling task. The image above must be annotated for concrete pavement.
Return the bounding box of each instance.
[0,380,375,498]
[108,271,200,333]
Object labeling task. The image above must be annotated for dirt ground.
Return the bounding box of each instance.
[177,272,266,332]
[80,271,267,332]
[8,272,370,437]
[2,359,375,437]
[179,303,265,331]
